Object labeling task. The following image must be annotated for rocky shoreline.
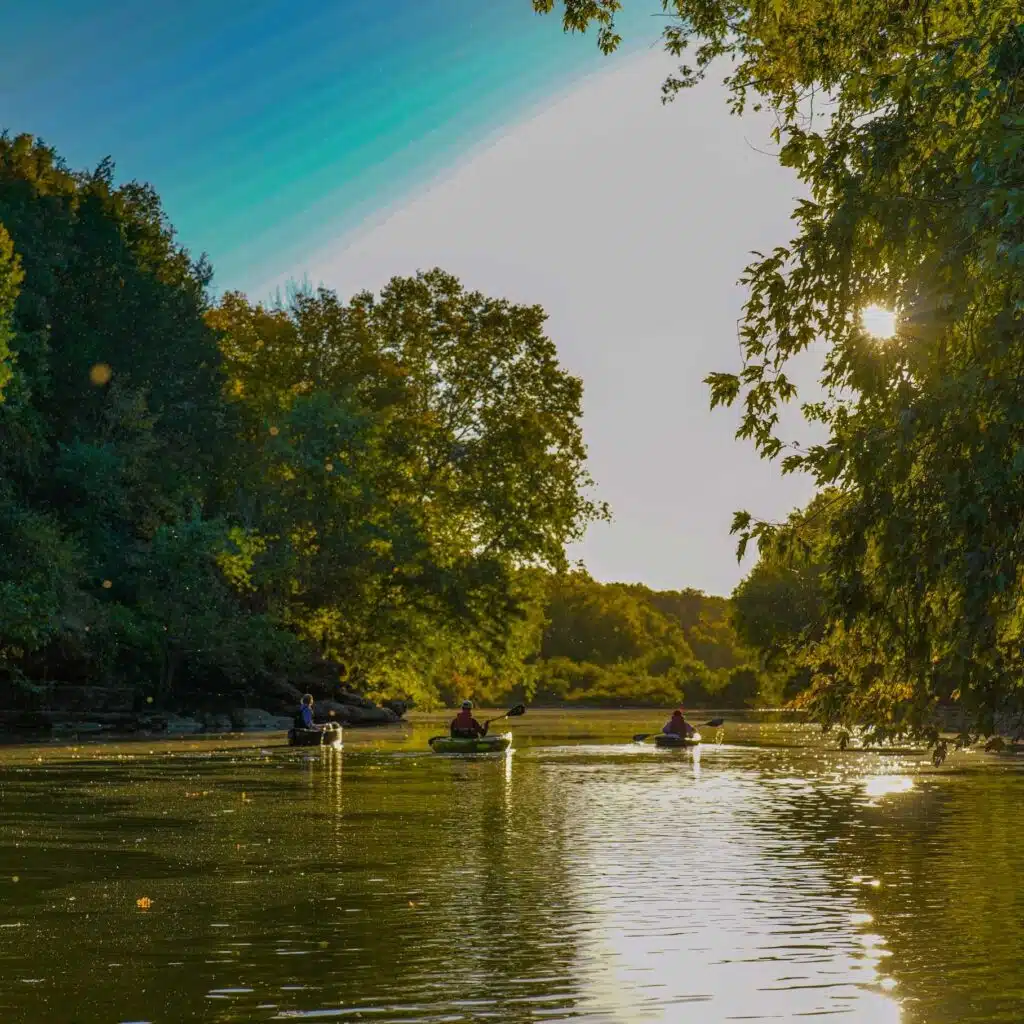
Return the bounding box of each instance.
[0,679,410,741]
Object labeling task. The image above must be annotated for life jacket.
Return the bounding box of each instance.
[451,708,482,736]
[666,712,689,736]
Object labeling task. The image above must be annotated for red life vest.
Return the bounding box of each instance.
[453,708,476,730]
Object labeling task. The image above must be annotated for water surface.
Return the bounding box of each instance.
[1,711,1021,1022]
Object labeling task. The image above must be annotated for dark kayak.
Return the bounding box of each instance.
[288,725,343,748]
[655,732,702,748]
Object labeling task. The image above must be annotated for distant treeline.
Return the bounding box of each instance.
[528,573,763,708]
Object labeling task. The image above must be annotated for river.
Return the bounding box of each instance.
[0,710,1021,1023]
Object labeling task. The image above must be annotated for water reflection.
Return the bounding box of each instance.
[547,752,901,1022]
[0,718,1021,1022]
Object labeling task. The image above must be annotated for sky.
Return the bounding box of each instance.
[1,1,820,595]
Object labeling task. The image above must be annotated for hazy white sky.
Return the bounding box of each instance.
[264,51,823,596]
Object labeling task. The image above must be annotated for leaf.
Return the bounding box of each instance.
[705,371,741,409]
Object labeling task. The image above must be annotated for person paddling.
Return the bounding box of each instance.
[297,694,321,730]
[663,707,695,740]
[450,700,488,739]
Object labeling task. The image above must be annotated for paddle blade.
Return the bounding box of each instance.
[703,717,725,728]
[507,704,527,718]
[632,733,652,742]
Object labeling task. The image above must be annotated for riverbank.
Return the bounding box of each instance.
[0,685,409,744]
[0,707,756,752]
[3,704,1018,755]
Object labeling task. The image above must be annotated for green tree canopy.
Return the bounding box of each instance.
[533,1,1024,745]
[534,571,755,706]
[208,271,607,695]
[0,222,21,399]
[731,492,833,703]
[0,134,232,699]
[0,135,606,713]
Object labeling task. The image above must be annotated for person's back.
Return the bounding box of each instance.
[450,700,487,738]
[663,708,694,738]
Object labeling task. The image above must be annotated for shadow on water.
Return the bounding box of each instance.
[1,743,590,1022]
[0,713,1020,1022]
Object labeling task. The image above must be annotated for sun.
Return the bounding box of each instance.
[861,305,898,339]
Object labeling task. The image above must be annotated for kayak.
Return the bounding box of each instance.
[654,732,702,748]
[288,725,343,748]
[429,732,513,755]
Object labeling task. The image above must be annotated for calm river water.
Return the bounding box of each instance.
[1,711,1021,1023]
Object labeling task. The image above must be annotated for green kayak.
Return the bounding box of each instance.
[654,732,702,748]
[429,732,513,755]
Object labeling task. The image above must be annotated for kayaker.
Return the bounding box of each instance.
[450,700,488,739]
[663,707,695,739]
[297,693,324,731]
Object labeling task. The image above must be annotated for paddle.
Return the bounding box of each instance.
[484,703,527,727]
[632,718,724,743]
[429,704,527,745]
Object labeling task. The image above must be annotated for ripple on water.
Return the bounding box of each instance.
[0,719,1021,1022]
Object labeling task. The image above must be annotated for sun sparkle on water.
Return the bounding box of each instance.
[864,775,914,798]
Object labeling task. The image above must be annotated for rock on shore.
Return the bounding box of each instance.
[314,700,399,726]
[0,689,408,739]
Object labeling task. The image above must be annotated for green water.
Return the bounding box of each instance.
[1,711,1021,1023]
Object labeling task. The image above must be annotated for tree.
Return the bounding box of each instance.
[0,134,236,700]
[0,134,616,712]
[533,1,1024,747]
[731,493,832,703]
[209,272,607,695]
[532,571,748,706]
[0,223,21,400]
[542,572,689,666]
[1,134,617,714]
[636,586,749,671]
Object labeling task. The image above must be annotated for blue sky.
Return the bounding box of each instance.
[2,1,655,291]
[1,2,817,594]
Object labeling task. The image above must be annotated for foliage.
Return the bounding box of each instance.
[0,222,22,399]
[208,273,606,699]
[731,492,833,704]
[0,129,800,717]
[0,134,606,712]
[534,1,1024,744]
[532,571,759,706]
[0,133,229,701]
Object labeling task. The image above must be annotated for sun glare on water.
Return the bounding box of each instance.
[862,305,898,339]
[864,775,914,798]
